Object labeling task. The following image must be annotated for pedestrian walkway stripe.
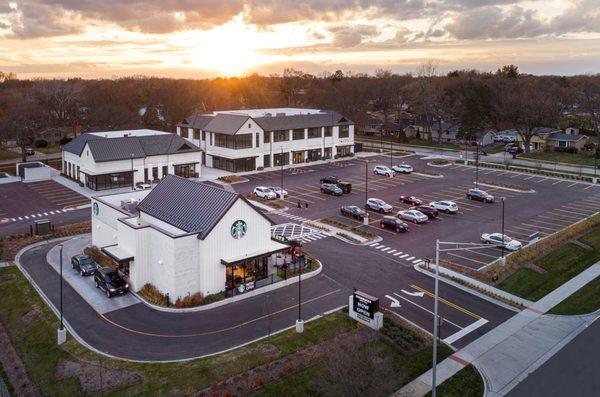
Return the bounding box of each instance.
[387,249,396,254]
[381,247,391,252]
[369,243,380,247]
[376,246,385,250]
[400,254,408,258]
[394,252,403,256]
[406,256,414,261]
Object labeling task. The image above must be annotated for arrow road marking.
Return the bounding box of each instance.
[401,289,424,297]
[385,295,401,308]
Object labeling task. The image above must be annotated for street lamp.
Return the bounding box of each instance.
[295,240,304,333]
[475,141,480,189]
[501,197,506,263]
[280,147,285,200]
[57,243,66,345]
[130,153,134,190]
[364,160,369,225]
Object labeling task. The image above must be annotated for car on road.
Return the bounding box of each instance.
[380,216,408,233]
[429,201,459,214]
[71,254,98,276]
[336,182,352,194]
[253,186,277,200]
[466,188,495,203]
[373,165,395,177]
[340,205,367,220]
[410,205,438,219]
[481,233,522,251]
[320,183,343,196]
[399,195,422,205]
[392,164,413,174]
[398,209,428,224]
[134,182,151,190]
[93,267,129,298]
[320,176,341,184]
[367,198,393,213]
[25,147,35,156]
[268,186,288,198]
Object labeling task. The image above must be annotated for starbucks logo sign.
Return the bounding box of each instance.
[92,202,99,216]
[231,220,247,239]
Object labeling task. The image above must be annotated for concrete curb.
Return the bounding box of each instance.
[414,172,443,179]
[306,219,382,246]
[248,199,288,213]
[476,182,535,194]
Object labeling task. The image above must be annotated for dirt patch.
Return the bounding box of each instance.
[0,319,39,396]
[55,359,142,393]
[20,306,40,325]
[0,273,16,283]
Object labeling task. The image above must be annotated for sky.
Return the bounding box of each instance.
[0,0,599,79]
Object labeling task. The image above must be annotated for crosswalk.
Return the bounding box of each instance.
[1,208,72,224]
[271,222,330,244]
[275,211,312,223]
[368,242,425,265]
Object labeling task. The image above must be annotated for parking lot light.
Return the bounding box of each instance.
[57,243,66,345]
[364,160,369,225]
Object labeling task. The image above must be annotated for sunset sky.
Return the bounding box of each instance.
[1,0,599,78]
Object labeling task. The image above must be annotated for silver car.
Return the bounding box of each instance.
[367,198,393,213]
[429,200,459,214]
[398,209,428,224]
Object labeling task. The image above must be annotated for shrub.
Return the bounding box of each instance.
[34,139,48,148]
[83,245,117,269]
[139,283,169,306]
[59,137,72,145]
[381,317,425,353]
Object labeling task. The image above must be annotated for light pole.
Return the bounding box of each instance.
[57,243,66,344]
[501,197,506,262]
[364,160,369,225]
[280,147,284,200]
[130,154,134,190]
[296,240,304,333]
[475,141,480,189]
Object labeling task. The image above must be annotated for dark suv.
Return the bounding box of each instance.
[93,267,129,298]
[380,216,408,233]
[336,182,352,194]
[340,205,367,220]
[466,188,495,203]
[410,205,438,219]
[320,176,340,184]
[71,254,98,276]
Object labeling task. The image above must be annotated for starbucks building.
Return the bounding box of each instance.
[91,174,290,300]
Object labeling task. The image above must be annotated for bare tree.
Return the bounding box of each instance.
[34,80,83,134]
[0,88,43,162]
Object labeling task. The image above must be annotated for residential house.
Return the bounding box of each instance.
[546,133,589,152]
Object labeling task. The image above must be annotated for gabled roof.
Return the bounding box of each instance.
[62,133,104,155]
[254,111,352,131]
[137,134,198,156]
[532,127,561,135]
[203,113,250,135]
[548,133,587,142]
[181,113,214,130]
[137,175,272,239]
[86,137,146,162]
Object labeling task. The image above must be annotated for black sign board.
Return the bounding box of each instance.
[352,291,379,320]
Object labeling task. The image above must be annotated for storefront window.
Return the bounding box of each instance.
[293,151,305,164]
[264,154,271,168]
[273,130,288,142]
[339,125,350,138]
[274,152,289,166]
[213,133,253,149]
[324,126,333,137]
[86,171,133,191]
[212,156,256,172]
[174,163,198,178]
[307,149,321,161]
[292,129,305,140]
[307,127,321,139]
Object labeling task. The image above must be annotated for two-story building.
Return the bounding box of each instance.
[176,108,354,172]
[62,129,201,190]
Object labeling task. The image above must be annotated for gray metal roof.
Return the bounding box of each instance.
[87,137,146,162]
[62,133,104,155]
[203,113,250,134]
[548,133,587,142]
[181,113,214,130]
[137,175,269,239]
[137,134,198,156]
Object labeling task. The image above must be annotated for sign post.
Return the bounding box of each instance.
[348,290,383,330]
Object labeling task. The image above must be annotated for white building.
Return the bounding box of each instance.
[62,129,201,191]
[177,108,355,172]
[91,175,290,299]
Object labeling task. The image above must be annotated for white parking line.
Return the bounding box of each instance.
[400,254,408,258]
[18,217,23,221]
[406,256,414,261]
[443,318,489,345]
[369,243,380,247]
[394,252,403,256]
[387,249,397,254]
[24,216,29,219]
[43,212,48,216]
[375,245,386,250]
[381,247,391,252]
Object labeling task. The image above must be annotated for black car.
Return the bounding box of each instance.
[340,205,367,220]
[336,182,352,194]
[411,205,438,219]
[320,176,341,184]
[380,216,408,233]
[93,267,129,298]
[466,188,495,203]
[25,147,35,156]
[71,254,98,276]
[320,183,343,196]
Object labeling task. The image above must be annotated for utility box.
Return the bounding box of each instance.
[35,219,52,235]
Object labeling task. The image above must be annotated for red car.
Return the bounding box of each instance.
[399,195,422,206]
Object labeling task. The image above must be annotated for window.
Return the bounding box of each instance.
[162,165,168,177]
[339,125,350,138]
[248,123,251,129]
[210,133,213,145]
[193,129,200,140]
[202,131,206,141]
[213,133,253,149]
[187,129,193,139]
[212,156,255,172]
[263,154,271,168]
[264,131,271,144]
[292,129,305,140]
[324,126,333,137]
[274,130,288,142]
[274,152,289,166]
[63,161,66,172]
[144,168,148,181]
[152,167,158,180]
[308,127,321,139]
[256,133,260,148]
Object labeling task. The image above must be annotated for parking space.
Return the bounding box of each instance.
[0,179,89,223]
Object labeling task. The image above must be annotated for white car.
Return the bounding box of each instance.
[268,186,288,198]
[134,183,151,190]
[481,233,522,251]
[253,186,277,200]
[374,165,395,177]
[429,200,458,214]
[398,209,428,224]
[367,198,393,213]
[392,164,413,174]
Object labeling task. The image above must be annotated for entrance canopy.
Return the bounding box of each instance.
[102,244,134,262]
[220,240,290,266]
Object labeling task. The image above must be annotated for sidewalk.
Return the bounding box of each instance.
[396,262,600,397]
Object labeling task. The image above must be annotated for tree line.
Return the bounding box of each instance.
[0,65,599,161]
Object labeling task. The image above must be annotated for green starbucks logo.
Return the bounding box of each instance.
[231,220,247,239]
[93,202,99,216]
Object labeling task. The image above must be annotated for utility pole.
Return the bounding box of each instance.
[280,147,284,199]
[501,197,506,262]
[364,160,369,225]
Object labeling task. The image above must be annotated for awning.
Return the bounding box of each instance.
[102,245,134,262]
[221,240,290,266]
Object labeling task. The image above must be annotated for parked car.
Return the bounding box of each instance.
[320,183,343,196]
[93,267,129,298]
[268,186,288,198]
[336,182,352,194]
[367,198,393,213]
[398,209,428,224]
[429,201,459,214]
[373,165,395,177]
[399,195,422,205]
[71,254,98,276]
[253,186,277,200]
[392,164,413,174]
[466,188,495,203]
[320,176,341,184]
[25,147,35,156]
[380,216,409,233]
[481,233,522,251]
[134,182,151,190]
[340,205,367,221]
[410,205,438,219]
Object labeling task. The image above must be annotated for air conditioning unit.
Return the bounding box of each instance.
[121,199,139,213]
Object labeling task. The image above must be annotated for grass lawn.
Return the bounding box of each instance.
[426,364,484,397]
[35,145,61,154]
[357,135,462,151]
[0,150,20,160]
[498,227,600,301]
[0,266,358,395]
[521,151,597,167]
[549,276,600,315]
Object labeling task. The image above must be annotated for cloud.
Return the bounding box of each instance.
[550,0,600,35]
[329,24,380,47]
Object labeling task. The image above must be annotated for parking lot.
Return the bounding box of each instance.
[0,180,89,224]
[236,155,600,271]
